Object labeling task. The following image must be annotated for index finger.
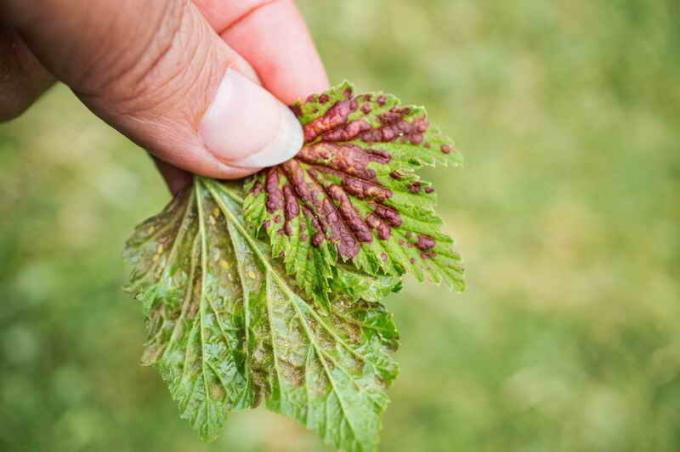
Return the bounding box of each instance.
[193,0,329,104]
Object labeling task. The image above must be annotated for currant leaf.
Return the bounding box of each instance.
[124,177,399,451]
[244,82,465,305]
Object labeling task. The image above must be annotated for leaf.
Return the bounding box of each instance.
[124,177,399,451]
[243,82,464,305]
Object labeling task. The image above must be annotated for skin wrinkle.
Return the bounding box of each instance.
[7,0,132,86]
[192,0,275,30]
[69,0,148,92]
[105,0,189,98]
[214,0,280,36]
[76,1,195,106]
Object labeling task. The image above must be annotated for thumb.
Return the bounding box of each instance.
[1,0,303,178]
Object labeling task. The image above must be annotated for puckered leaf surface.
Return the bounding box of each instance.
[244,82,464,304]
[124,177,399,451]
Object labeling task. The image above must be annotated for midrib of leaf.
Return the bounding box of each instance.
[192,188,215,427]
[201,178,367,441]
[291,297,364,440]
[208,181,253,383]
[264,273,287,404]
[177,235,202,401]
[159,232,197,363]
[202,178,285,395]
[294,307,362,442]
[195,184,246,413]
[158,193,197,361]
[224,220,252,396]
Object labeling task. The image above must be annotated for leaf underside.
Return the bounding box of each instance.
[124,178,399,452]
[244,82,464,305]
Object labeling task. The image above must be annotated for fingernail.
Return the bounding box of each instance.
[199,69,303,168]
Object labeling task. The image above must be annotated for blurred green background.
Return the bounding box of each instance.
[1,1,679,451]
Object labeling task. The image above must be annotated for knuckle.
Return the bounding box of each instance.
[78,0,213,118]
[0,31,51,122]
[0,96,30,122]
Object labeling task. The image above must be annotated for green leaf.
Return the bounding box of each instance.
[243,82,465,305]
[124,177,399,451]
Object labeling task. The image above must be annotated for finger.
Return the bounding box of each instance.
[193,0,329,104]
[153,157,192,195]
[2,0,304,178]
[0,28,54,121]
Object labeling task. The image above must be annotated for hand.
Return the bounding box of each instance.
[0,0,328,192]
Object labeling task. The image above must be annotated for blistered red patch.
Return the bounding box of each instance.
[256,86,446,262]
[408,182,422,193]
[416,234,436,251]
[265,170,283,213]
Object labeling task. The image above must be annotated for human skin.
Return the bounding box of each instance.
[0,0,329,193]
